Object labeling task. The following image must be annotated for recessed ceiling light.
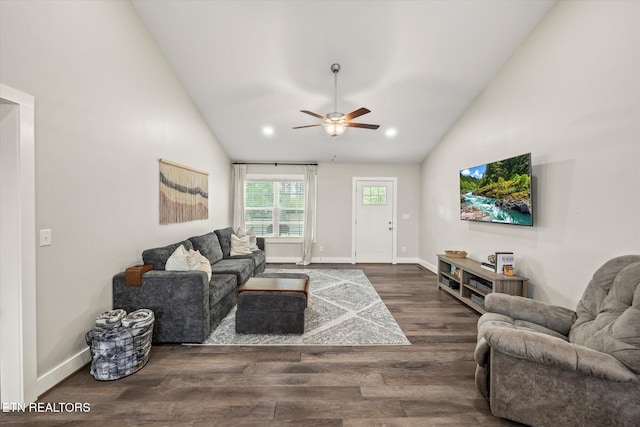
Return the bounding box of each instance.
[262,126,274,136]
[385,128,397,138]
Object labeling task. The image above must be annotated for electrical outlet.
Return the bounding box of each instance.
[401,246,406,253]
[40,229,52,247]
[319,246,324,252]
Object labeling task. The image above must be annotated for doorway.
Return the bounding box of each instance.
[352,177,397,263]
[0,84,37,404]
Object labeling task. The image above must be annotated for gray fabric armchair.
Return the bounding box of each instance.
[474,255,640,426]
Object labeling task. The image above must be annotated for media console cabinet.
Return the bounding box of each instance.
[437,254,528,314]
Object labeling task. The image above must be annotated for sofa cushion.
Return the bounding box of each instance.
[189,232,223,265]
[208,274,237,308]
[211,258,254,285]
[230,250,266,270]
[214,227,235,258]
[142,240,194,270]
[569,255,640,374]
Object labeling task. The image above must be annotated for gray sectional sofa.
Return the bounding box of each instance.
[113,227,265,343]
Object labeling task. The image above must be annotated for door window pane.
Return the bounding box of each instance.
[363,186,387,205]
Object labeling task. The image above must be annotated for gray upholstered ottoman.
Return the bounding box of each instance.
[235,273,309,334]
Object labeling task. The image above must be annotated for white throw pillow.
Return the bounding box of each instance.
[189,249,212,281]
[236,227,259,251]
[230,233,252,256]
[166,245,212,281]
[246,228,259,251]
[165,245,192,271]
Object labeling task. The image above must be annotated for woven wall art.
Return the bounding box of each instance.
[159,159,208,224]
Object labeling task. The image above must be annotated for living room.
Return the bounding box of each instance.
[1,0,638,425]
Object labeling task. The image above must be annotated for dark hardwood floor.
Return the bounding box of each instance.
[2,264,518,426]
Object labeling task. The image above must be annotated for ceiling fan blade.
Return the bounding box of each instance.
[292,124,323,129]
[343,107,371,121]
[347,123,380,130]
[300,110,327,120]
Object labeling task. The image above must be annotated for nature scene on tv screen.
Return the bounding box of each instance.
[460,153,532,226]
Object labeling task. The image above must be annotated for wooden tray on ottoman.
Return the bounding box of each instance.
[237,276,309,306]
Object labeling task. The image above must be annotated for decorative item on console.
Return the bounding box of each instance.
[495,252,515,275]
[450,265,461,279]
[444,250,467,258]
[481,253,517,274]
[482,254,497,272]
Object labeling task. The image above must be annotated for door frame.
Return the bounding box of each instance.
[0,84,38,404]
[351,177,397,264]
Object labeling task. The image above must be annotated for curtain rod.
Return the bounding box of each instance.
[232,162,318,166]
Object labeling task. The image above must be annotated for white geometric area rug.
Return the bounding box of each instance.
[200,269,410,345]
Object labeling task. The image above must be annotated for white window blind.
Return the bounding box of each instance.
[245,178,305,238]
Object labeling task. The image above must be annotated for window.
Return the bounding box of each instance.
[245,177,304,238]
[363,186,387,205]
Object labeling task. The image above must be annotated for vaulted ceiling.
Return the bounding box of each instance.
[133,0,555,164]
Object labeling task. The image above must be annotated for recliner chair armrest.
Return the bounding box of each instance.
[485,293,577,336]
[482,325,637,382]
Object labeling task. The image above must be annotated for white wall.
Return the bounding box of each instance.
[248,163,421,263]
[0,0,231,393]
[420,0,640,309]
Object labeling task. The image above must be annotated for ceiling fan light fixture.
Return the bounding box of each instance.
[293,63,379,136]
[325,120,346,137]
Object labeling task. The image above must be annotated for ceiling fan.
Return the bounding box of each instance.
[293,63,380,137]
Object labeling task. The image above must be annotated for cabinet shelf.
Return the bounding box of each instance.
[463,283,488,297]
[461,296,485,312]
[437,254,528,314]
[440,271,459,282]
[439,283,459,298]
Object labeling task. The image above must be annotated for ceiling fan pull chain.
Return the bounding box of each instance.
[331,139,338,162]
[332,63,340,113]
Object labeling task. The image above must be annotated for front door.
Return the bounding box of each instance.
[354,180,394,263]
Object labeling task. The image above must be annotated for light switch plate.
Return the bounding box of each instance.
[40,229,52,247]
[402,214,410,220]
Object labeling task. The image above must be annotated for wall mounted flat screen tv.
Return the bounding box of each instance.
[460,153,533,226]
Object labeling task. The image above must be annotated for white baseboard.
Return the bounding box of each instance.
[395,257,419,264]
[266,256,355,264]
[37,347,91,397]
[418,258,438,274]
[266,256,301,264]
[312,257,353,264]
[267,257,427,266]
